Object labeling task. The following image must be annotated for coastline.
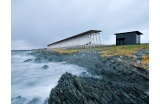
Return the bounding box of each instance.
[12,44,149,104]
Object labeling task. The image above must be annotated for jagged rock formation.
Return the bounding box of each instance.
[23,58,33,62]
[26,49,149,104]
[42,65,49,69]
[48,72,148,104]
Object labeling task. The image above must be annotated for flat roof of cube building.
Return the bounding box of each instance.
[114,31,143,35]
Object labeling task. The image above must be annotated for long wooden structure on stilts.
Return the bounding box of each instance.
[47,30,102,49]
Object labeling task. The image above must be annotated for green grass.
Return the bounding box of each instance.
[96,43,149,57]
[52,48,79,54]
[51,43,149,57]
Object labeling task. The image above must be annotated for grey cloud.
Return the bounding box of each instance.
[12,0,149,50]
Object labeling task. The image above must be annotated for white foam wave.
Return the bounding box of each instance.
[11,51,87,104]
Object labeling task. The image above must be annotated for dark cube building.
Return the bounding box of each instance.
[114,31,143,45]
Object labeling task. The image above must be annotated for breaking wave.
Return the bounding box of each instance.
[11,51,86,104]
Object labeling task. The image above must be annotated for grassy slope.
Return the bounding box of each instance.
[52,43,149,69]
[96,43,149,70]
[53,48,79,54]
[53,43,149,56]
[97,44,149,57]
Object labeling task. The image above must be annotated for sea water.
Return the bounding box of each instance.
[11,50,86,104]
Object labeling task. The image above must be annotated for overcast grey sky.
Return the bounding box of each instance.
[11,0,149,50]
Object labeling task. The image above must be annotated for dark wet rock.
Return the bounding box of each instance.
[137,49,149,56]
[28,51,62,63]
[48,72,148,104]
[42,65,49,69]
[74,77,83,90]
[11,96,26,104]
[27,49,149,104]
[23,59,33,62]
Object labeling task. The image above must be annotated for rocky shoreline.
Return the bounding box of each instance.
[48,72,148,104]
[23,48,149,104]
